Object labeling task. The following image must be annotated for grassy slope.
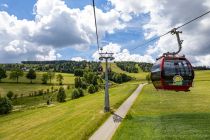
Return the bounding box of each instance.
[0,72,75,96]
[2,72,75,85]
[0,83,59,97]
[10,87,74,108]
[112,70,210,140]
[101,63,125,73]
[0,83,138,140]
[101,63,148,81]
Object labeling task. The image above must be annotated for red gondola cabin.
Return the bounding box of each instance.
[151,55,194,91]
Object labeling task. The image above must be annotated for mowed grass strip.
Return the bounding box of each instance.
[101,63,148,82]
[194,70,210,81]
[0,83,138,140]
[0,72,75,96]
[113,71,210,140]
[1,72,75,85]
[0,83,61,97]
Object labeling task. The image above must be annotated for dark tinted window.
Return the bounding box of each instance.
[151,59,161,72]
[164,59,192,76]
[151,59,161,82]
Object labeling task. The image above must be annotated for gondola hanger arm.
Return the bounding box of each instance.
[164,28,183,56]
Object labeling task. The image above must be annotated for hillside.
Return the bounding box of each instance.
[0,72,75,97]
[113,70,210,139]
[101,62,148,82]
[0,83,138,140]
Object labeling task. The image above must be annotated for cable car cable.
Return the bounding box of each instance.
[176,10,210,30]
[123,9,210,53]
[115,10,210,62]
[129,31,171,52]
[92,3,210,62]
[125,10,209,63]
[92,0,101,52]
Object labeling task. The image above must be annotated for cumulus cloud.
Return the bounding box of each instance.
[108,0,157,14]
[0,0,127,63]
[71,57,85,61]
[195,55,210,66]
[33,0,128,47]
[92,43,154,63]
[1,0,210,65]
[109,0,210,66]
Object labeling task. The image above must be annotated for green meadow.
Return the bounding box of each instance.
[1,71,75,85]
[0,83,138,140]
[1,63,209,140]
[0,72,75,97]
[0,72,75,109]
[0,83,60,97]
[101,63,148,81]
[113,70,210,140]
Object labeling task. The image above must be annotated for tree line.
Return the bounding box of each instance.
[20,60,101,73]
[0,86,68,115]
[106,71,132,84]
[74,70,103,94]
[116,62,153,72]
[116,62,139,73]
[0,67,64,84]
[193,66,210,70]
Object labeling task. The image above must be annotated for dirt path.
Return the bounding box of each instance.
[89,84,146,140]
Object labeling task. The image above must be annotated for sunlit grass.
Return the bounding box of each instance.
[113,70,210,140]
[0,72,75,97]
[0,83,138,140]
[1,71,75,85]
[101,62,148,82]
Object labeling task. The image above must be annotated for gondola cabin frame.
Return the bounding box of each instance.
[151,55,194,91]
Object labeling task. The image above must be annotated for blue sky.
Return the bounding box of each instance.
[0,0,210,65]
[0,0,153,62]
[0,0,36,20]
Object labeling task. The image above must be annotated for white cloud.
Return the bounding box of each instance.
[108,0,156,14]
[71,57,85,61]
[35,49,57,61]
[0,0,128,63]
[4,40,27,54]
[1,0,210,66]
[92,43,154,63]
[195,55,210,66]
[109,0,210,66]
[32,0,127,47]
[56,53,62,59]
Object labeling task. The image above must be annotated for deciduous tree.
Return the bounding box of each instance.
[42,73,49,84]
[26,69,36,83]
[7,91,14,100]
[0,67,7,82]
[9,68,24,83]
[57,87,66,102]
[47,70,55,84]
[56,74,64,85]
[0,97,13,115]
